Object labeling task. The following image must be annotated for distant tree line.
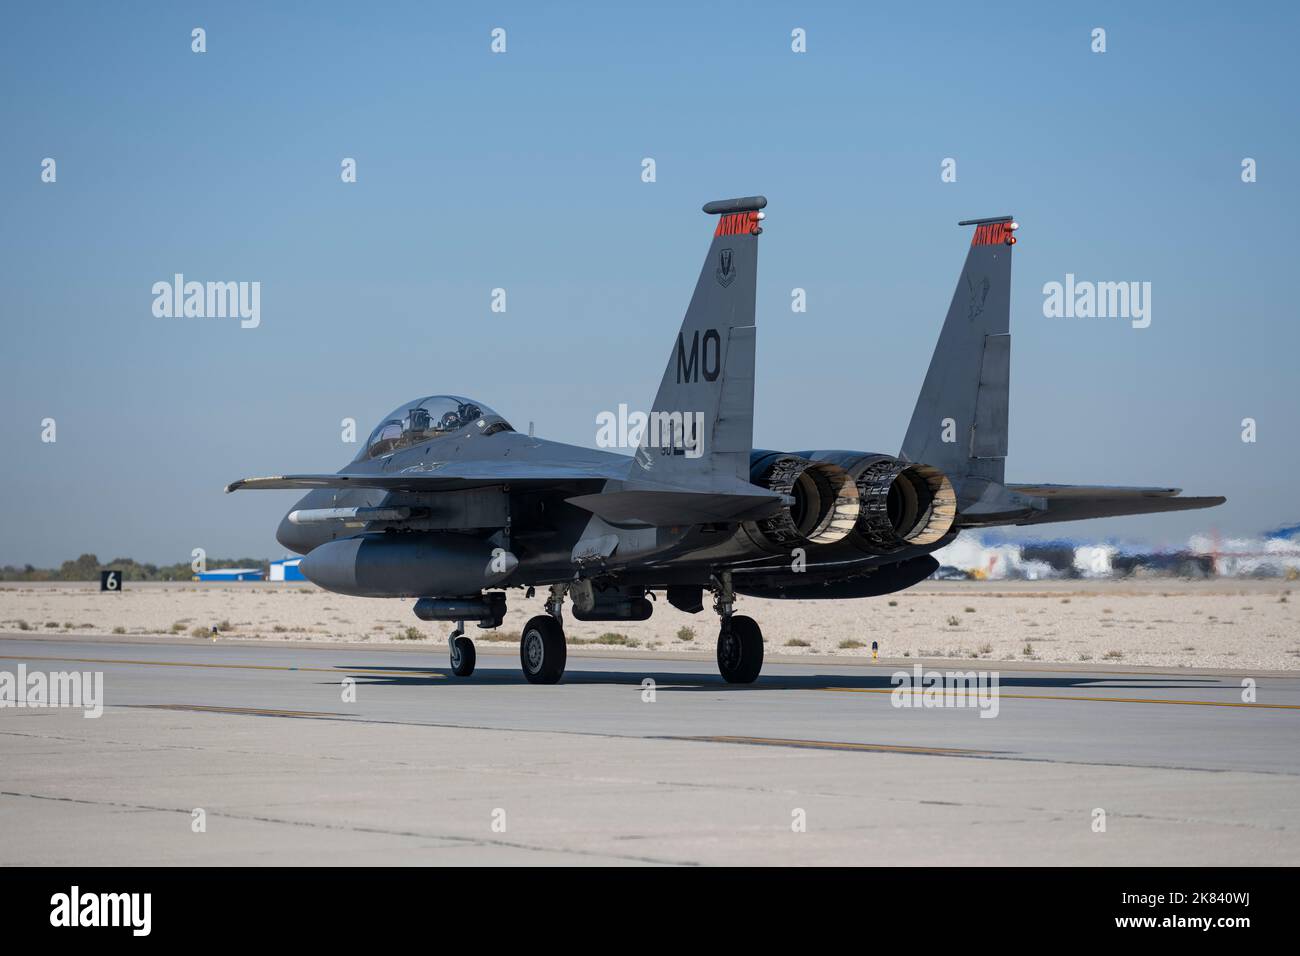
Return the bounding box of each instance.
[0,554,270,582]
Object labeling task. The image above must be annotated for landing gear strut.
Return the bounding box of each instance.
[519,585,568,684]
[713,572,763,683]
[449,621,476,677]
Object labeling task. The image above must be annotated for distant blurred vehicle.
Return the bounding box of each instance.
[933,566,970,581]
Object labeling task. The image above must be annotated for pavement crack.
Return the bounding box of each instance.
[0,789,699,866]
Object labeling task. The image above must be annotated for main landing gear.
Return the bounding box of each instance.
[521,583,568,684]
[713,572,763,683]
[445,578,763,685]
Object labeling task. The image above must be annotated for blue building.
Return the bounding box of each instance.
[193,567,264,582]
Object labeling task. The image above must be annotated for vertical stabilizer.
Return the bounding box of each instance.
[900,216,1016,484]
[632,197,766,490]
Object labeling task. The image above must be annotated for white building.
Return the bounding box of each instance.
[269,557,305,581]
[1073,545,1116,578]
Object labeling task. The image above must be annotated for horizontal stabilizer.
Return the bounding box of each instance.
[1015,496,1225,525]
[1008,483,1182,499]
[1007,484,1225,526]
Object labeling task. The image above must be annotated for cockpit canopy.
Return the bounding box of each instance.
[359,395,513,460]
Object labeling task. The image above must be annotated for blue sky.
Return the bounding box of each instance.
[2,1,1297,565]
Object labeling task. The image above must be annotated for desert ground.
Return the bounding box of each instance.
[1,578,1296,671]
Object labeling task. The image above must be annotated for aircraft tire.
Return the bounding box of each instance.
[450,635,476,677]
[521,615,566,684]
[717,615,763,684]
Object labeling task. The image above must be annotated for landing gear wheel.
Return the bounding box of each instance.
[717,615,763,684]
[450,635,476,677]
[521,615,566,684]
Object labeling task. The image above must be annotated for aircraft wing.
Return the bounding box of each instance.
[1004,483,1225,525]
[225,461,623,494]
[229,466,785,526]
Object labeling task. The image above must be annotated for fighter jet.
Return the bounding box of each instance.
[227,197,1224,684]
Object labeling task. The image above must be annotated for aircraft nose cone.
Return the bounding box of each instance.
[276,512,312,555]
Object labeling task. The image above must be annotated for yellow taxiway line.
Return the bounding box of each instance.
[0,654,445,679]
[823,687,1300,710]
[673,735,994,755]
[138,704,349,719]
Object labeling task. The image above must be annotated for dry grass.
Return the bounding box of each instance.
[6,578,1297,670]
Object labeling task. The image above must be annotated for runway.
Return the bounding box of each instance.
[3,635,1298,865]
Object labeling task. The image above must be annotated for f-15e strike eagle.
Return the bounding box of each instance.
[228,197,1224,684]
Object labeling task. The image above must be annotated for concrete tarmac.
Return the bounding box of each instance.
[2,635,1298,865]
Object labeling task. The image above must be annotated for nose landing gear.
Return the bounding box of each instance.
[449,621,476,677]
